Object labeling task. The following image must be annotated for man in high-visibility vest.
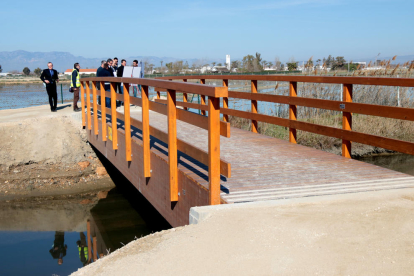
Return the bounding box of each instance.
[71,63,82,112]
[77,232,89,266]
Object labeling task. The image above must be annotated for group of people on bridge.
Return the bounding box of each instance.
[39,58,142,112]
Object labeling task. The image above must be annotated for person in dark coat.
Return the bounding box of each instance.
[116,59,126,94]
[49,231,67,265]
[96,61,113,107]
[40,62,59,112]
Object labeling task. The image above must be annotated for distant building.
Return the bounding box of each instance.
[64,69,97,75]
[0,72,21,76]
[212,66,230,73]
[226,55,231,70]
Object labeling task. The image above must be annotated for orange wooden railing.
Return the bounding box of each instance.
[155,75,414,158]
[80,77,230,205]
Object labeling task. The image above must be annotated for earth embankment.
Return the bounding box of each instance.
[0,104,115,199]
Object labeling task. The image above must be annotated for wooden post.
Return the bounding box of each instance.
[289,81,298,143]
[208,96,221,205]
[87,219,92,262]
[342,83,353,158]
[123,83,132,161]
[200,79,206,115]
[80,81,86,128]
[110,82,118,150]
[183,79,188,111]
[167,89,178,202]
[156,90,160,99]
[92,81,99,135]
[100,81,107,142]
[222,79,229,122]
[93,236,97,261]
[142,85,151,177]
[86,81,92,130]
[251,80,258,133]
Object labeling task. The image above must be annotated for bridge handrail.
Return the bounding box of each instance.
[80,77,229,205]
[156,75,414,87]
[154,75,414,158]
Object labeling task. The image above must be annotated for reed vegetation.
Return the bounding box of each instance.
[227,57,414,156]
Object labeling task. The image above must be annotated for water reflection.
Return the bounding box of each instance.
[49,231,67,265]
[358,154,414,176]
[0,184,170,276]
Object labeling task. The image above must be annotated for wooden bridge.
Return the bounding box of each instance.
[80,75,414,227]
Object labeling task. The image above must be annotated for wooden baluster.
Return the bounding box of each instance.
[86,81,92,130]
[100,82,107,142]
[93,236,97,261]
[222,79,229,122]
[80,81,86,128]
[200,79,206,115]
[110,82,118,150]
[167,89,178,202]
[208,96,221,205]
[342,83,353,158]
[92,81,98,135]
[123,84,132,161]
[183,79,188,111]
[156,90,160,99]
[87,219,92,262]
[251,80,258,133]
[142,85,151,177]
[289,81,297,143]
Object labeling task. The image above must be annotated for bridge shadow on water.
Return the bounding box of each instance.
[92,145,172,231]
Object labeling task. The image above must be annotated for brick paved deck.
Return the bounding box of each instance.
[116,107,414,204]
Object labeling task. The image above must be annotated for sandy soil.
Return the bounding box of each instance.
[0,104,115,199]
[72,188,414,276]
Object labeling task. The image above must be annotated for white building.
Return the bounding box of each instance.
[64,69,97,75]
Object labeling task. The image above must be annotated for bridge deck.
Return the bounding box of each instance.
[122,107,413,204]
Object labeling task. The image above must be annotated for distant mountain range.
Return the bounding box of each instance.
[0,50,226,73]
[1,50,413,73]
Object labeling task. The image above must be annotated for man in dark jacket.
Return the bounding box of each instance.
[116,59,126,94]
[96,61,113,107]
[40,62,59,112]
[71,63,82,112]
[49,231,67,265]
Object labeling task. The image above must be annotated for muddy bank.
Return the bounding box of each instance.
[0,105,115,199]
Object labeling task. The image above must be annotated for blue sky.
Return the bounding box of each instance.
[1,0,412,62]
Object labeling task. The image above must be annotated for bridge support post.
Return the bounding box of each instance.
[142,85,151,177]
[110,83,118,150]
[208,96,221,205]
[86,81,92,131]
[92,81,99,136]
[80,81,86,128]
[200,79,207,115]
[183,79,188,111]
[289,81,297,143]
[93,236,97,261]
[123,84,132,162]
[100,82,107,141]
[251,80,258,133]
[222,79,229,122]
[167,89,178,202]
[87,219,92,262]
[342,83,353,158]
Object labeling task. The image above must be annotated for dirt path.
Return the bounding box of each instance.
[72,188,414,276]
